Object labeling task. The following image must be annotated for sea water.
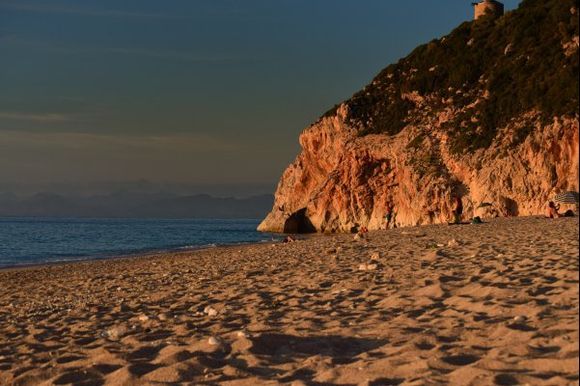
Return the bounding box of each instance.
[0,217,275,268]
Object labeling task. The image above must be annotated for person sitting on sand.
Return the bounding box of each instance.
[546,201,561,218]
[355,226,369,240]
[283,235,296,243]
[471,216,483,224]
[452,196,463,224]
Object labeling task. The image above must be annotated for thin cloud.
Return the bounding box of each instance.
[0,130,239,152]
[0,1,184,20]
[0,112,71,123]
[103,47,258,63]
[1,38,262,64]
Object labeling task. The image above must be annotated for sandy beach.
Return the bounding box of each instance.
[0,216,578,385]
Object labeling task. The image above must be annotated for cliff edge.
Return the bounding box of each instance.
[259,0,579,233]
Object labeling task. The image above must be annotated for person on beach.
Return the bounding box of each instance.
[354,225,369,240]
[452,196,463,224]
[546,201,561,218]
[385,202,394,229]
[471,216,483,224]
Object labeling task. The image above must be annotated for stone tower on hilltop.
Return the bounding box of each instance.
[472,0,505,20]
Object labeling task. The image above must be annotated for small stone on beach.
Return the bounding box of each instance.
[104,325,127,341]
[204,306,218,317]
[208,336,223,346]
[359,263,378,271]
[158,313,169,321]
[448,239,460,247]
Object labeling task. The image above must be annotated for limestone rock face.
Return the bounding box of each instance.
[258,0,579,233]
[258,107,578,233]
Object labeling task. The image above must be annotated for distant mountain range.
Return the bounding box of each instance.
[0,191,273,219]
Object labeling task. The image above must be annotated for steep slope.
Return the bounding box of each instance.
[259,0,579,233]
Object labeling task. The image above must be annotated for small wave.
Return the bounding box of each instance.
[178,243,217,250]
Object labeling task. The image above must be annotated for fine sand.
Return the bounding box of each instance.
[0,216,578,385]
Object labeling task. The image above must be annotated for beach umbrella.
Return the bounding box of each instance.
[554,191,579,204]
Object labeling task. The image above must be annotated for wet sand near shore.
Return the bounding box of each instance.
[0,216,578,385]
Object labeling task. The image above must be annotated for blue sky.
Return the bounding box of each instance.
[0,0,520,196]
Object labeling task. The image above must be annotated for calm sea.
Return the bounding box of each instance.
[0,217,275,268]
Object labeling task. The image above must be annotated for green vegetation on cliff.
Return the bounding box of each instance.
[326,0,579,154]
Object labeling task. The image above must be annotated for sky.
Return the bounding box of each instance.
[0,0,520,197]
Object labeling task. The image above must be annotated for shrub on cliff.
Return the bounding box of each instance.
[325,0,579,154]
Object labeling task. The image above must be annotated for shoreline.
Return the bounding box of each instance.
[0,216,578,385]
[0,215,551,272]
[0,217,270,270]
[0,238,290,272]
[0,236,284,272]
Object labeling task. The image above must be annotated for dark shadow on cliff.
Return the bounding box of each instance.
[284,208,316,233]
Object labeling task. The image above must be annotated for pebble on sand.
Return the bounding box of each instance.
[208,336,223,346]
[105,325,128,340]
[158,313,169,321]
[359,263,378,271]
[448,239,460,247]
[204,306,219,317]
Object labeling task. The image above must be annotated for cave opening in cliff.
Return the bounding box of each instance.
[284,208,316,234]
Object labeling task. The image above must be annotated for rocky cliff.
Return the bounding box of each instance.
[259,0,579,233]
